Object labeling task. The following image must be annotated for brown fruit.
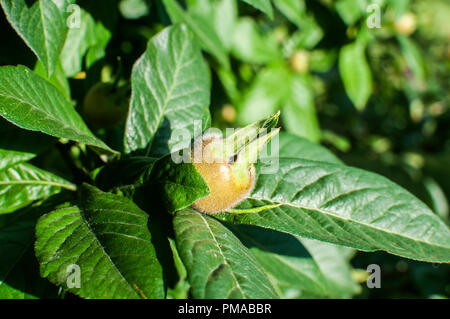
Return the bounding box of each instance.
[191,136,255,214]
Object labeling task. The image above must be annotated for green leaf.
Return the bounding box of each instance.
[61,7,112,77]
[239,0,273,19]
[35,184,165,299]
[298,238,358,296]
[163,0,230,68]
[0,163,75,214]
[397,35,426,85]
[335,0,366,25]
[124,24,210,155]
[0,117,54,171]
[282,74,321,143]
[0,0,69,76]
[182,0,237,51]
[34,60,71,98]
[217,157,450,263]
[231,17,281,64]
[173,209,278,298]
[339,41,372,111]
[145,156,210,214]
[231,225,357,298]
[0,65,116,155]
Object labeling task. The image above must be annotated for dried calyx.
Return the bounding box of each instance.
[191,111,280,214]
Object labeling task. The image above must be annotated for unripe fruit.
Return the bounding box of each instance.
[191,136,255,214]
[83,82,129,128]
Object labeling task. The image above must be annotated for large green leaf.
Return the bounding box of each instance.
[231,224,357,298]
[124,24,210,155]
[339,41,372,111]
[239,0,273,19]
[0,163,75,214]
[35,184,165,299]
[0,65,116,154]
[0,0,69,76]
[174,209,278,298]
[217,158,450,263]
[162,0,230,68]
[0,117,54,171]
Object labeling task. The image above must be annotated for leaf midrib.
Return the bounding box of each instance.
[0,179,76,191]
[197,212,246,298]
[78,206,142,299]
[144,32,189,155]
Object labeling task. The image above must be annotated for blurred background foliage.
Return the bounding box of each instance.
[1,0,449,298]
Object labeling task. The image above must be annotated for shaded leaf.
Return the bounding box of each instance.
[94,157,157,192]
[0,117,55,171]
[173,209,278,298]
[0,218,58,298]
[231,224,357,298]
[0,194,70,298]
[239,0,273,19]
[35,184,165,299]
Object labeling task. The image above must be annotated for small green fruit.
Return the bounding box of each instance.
[83,82,129,128]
